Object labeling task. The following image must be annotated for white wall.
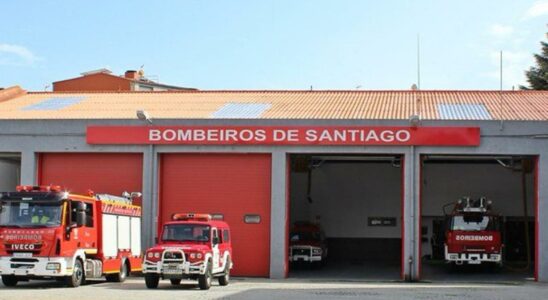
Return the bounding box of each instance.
[0,158,20,191]
[422,163,534,217]
[290,162,402,238]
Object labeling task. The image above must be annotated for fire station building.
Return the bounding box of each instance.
[0,85,547,282]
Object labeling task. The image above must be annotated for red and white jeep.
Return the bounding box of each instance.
[289,221,328,265]
[142,213,233,290]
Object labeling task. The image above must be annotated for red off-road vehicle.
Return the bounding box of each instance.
[289,222,328,265]
[142,213,232,290]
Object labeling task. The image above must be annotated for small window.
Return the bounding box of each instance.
[222,229,230,243]
[85,203,94,227]
[244,214,261,224]
[212,228,219,243]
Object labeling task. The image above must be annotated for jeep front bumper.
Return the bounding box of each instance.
[143,260,206,276]
[289,246,323,263]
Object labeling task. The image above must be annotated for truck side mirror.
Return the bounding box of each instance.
[75,201,87,227]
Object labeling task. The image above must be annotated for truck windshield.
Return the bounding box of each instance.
[451,215,497,231]
[162,224,210,242]
[0,200,63,227]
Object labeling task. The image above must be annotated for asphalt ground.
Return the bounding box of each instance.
[0,276,547,300]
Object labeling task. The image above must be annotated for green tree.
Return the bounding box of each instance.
[521,33,548,90]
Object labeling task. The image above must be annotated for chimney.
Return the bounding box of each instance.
[125,70,140,80]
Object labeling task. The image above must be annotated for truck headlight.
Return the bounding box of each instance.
[312,248,322,255]
[154,252,160,259]
[196,253,203,259]
[449,254,458,260]
[46,263,61,270]
[147,252,154,258]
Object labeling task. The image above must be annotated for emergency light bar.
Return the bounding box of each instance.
[16,185,63,193]
[172,213,212,222]
[456,196,492,213]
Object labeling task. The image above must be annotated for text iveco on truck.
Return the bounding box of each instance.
[0,185,142,287]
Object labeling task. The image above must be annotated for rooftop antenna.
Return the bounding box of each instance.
[417,34,421,90]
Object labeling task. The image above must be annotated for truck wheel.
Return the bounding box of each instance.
[106,260,129,283]
[170,279,181,285]
[65,259,85,288]
[218,257,230,286]
[144,274,160,289]
[1,275,18,287]
[198,261,212,290]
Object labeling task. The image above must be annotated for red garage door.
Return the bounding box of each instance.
[160,153,271,277]
[38,153,143,205]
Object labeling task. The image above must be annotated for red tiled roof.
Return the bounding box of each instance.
[0,89,547,120]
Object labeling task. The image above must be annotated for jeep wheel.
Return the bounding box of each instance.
[170,278,182,285]
[144,274,160,289]
[1,275,18,287]
[65,259,85,288]
[106,260,129,282]
[218,257,230,286]
[198,261,212,290]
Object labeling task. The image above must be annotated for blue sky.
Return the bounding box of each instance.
[1,0,547,91]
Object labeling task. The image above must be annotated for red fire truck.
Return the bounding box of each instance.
[0,185,142,287]
[142,213,232,290]
[444,196,503,266]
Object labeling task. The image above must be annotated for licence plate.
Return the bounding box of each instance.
[163,264,180,274]
[13,252,33,258]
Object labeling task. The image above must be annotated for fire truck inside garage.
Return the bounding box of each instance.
[289,154,403,280]
[420,155,536,281]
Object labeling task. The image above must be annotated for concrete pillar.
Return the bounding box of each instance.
[402,147,419,281]
[538,155,547,281]
[141,145,156,250]
[20,150,37,185]
[270,151,287,279]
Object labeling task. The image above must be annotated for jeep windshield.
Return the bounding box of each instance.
[450,215,499,231]
[162,224,211,243]
[0,200,63,228]
[290,231,321,242]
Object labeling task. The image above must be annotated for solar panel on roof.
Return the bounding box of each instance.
[211,103,271,119]
[22,97,85,111]
[438,104,492,120]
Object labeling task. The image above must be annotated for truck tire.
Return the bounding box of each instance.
[218,257,230,286]
[144,274,160,289]
[65,259,85,288]
[106,260,129,283]
[198,261,212,290]
[170,278,181,285]
[1,275,18,287]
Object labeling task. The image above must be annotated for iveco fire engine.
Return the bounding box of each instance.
[444,196,502,266]
[142,213,232,290]
[0,185,142,287]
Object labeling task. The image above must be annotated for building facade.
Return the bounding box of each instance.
[0,88,547,281]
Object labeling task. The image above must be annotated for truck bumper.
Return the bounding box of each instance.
[0,256,72,277]
[445,246,502,264]
[142,260,206,277]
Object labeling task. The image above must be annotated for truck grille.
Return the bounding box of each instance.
[292,248,311,256]
[163,251,184,260]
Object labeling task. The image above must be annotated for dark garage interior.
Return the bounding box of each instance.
[420,155,536,282]
[288,154,403,280]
